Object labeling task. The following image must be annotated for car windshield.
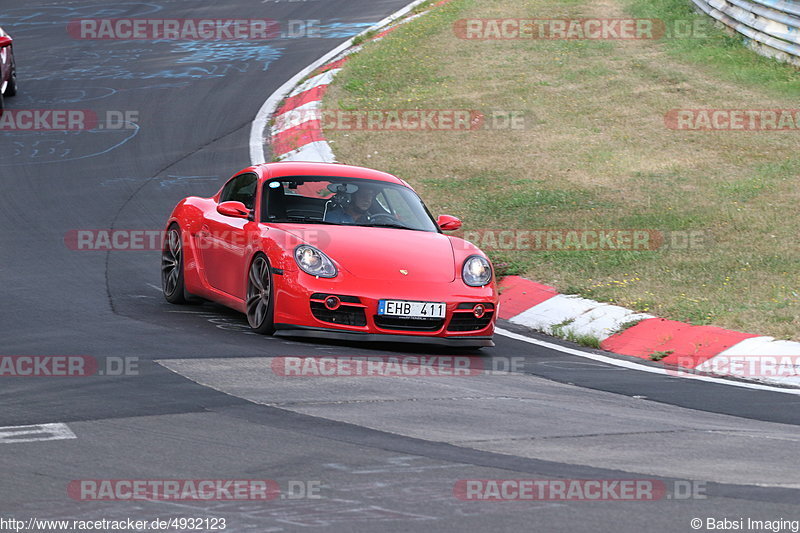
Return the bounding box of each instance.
[262,176,439,232]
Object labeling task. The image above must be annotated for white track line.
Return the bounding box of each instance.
[496,328,800,395]
[0,423,77,444]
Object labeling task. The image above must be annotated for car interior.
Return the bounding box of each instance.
[261,178,391,223]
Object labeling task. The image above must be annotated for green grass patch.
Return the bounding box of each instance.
[649,350,674,361]
[625,0,800,96]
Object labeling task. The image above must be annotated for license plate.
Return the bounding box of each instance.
[378,300,446,318]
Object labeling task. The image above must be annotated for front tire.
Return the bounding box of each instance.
[5,60,17,97]
[161,224,189,304]
[246,254,275,334]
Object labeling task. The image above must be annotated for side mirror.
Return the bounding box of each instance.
[437,214,462,231]
[217,201,251,219]
[0,36,12,48]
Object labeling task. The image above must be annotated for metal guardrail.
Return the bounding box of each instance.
[691,0,800,67]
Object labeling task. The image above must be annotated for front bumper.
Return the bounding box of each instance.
[273,270,498,345]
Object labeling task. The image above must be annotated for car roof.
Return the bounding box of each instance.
[258,162,406,186]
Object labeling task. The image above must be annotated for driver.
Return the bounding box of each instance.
[325,183,380,224]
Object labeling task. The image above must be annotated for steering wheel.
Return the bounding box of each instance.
[366,213,398,225]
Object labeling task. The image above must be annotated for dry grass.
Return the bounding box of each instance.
[323,0,800,339]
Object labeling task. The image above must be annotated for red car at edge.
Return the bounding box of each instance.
[0,26,18,113]
[162,162,497,347]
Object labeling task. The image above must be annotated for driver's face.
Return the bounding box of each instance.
[352,187,377,211]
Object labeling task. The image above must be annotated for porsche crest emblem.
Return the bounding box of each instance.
[399,269,409,275]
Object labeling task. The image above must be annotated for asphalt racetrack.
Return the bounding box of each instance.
[1,1,799,532]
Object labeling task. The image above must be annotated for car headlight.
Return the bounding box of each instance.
[294,245,337,278]
[462,255,492,287]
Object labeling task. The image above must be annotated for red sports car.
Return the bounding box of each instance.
[0,26,17,113]
[162,162,497,347]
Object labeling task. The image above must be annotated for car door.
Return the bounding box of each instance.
[199,172,258,298]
